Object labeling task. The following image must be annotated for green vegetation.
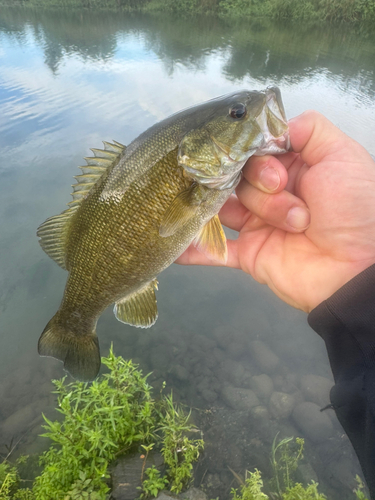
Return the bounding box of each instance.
[230,436,369,500]
[0,347,203,499]
[270,434,304,496]
[0,357,370,500]
[1,0,375,23]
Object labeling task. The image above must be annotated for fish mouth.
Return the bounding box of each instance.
[254,87,291,155]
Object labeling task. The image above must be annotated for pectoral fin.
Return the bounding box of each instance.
[114,280,158,328]
[193,214,228,264]
[159,183,206,237]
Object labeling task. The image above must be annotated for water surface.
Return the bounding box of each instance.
[0,7,375,498]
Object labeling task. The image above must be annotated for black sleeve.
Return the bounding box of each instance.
[308,264,375,498]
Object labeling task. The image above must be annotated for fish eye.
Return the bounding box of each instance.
[229,103,246,120]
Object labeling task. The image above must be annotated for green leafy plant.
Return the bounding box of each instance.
[354,475,369,500]
[158,394,204,493]
[139,466,169,498]
[0,347,203,499]
[0,459,35,500]
[230,469,268,500]
[270,434,304,496]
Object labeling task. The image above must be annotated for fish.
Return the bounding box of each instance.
[37,87,290,381]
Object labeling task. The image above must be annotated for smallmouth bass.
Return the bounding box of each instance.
[37,87,290,381]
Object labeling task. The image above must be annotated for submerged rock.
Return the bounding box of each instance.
[300,374,333,407]
[111,452,163,500]
[179,488,208,500]
[269,391,295,419]
[250,374,274,400]
[1,401,38,439]
[292,402,334,443]
[221,386,260,411]
[249,340,280,373]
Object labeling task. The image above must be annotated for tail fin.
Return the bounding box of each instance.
[38,315,101,381]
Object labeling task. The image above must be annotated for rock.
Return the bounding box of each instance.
[157,494,177,500]
[249,341,280,373]
[221,386,260,411]
[269,392,295,419]
[111,452,163,500]
[297,463,319,484]
[212,326,232,350]
[292,402,334,443]
[250,374,274,400]
[179,487,208,500]
[250,405,270,420]
[169,364,189,382]
[156,493,178,500]
[200,388,218,404]
[1,401,38,438]
[219,359,247,387]
[272,375,284,391]
[212,347,225,364]
[149,345,173,372]
[300,374,333,407]
[204,473,222,490]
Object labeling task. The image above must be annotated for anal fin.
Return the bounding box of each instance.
[114,279,158,328]
[193,214,228,264]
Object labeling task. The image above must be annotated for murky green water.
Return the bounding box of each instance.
[1,6,375,498]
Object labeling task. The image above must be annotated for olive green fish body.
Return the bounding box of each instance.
[38,87,290,380]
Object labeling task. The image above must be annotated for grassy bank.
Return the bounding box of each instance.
[1,0,375,23]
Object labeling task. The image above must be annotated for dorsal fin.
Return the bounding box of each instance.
[37,140,126,269]
[68,140,126,208]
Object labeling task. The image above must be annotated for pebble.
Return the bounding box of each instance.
[169,364,190,382]
[250,374,274,400]
[292,402,334,443]
[221,386,260,411]
[1,401,37,439]
[300,374,333,407]
[269,391,295,419]
[249,340,280,372]
[179,489,208,500]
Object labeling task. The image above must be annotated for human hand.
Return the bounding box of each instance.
[177,111,375,312]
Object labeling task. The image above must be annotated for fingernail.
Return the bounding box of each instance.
[259,167,280,191]
[287,207,310,230]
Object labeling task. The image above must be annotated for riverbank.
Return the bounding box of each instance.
[1,0,375,23]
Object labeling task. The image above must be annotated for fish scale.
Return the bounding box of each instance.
[37,88,290,380]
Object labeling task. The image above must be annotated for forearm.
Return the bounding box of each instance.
[308,264,375,498]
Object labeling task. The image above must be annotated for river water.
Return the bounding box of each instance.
[0,6,375,499]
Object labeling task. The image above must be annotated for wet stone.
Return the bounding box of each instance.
[297,463,319,484]
[169,364,189,382]
[111,452,163,500]
[179,488,208,500]
[200,388,218,404]
[269,391,295,420]
[292,402,334,443]
[250,374,274,400]
[249,340,280,373]
[219,359,247,387]
[300,374,333,407]
[1,401,38,439]
[250,405,270,420]
[221,386,260,411]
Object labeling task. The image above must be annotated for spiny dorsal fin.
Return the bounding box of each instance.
[114,280,158,328]
[38,141,126,268]
[68,140,126,209]
[193,214,228,264]
[159,183,208,238]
